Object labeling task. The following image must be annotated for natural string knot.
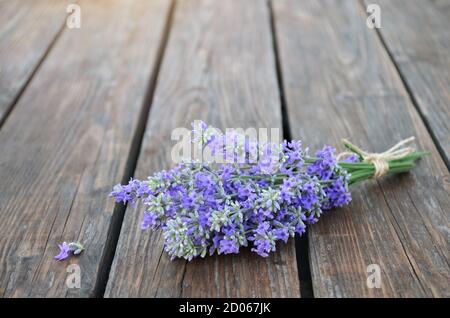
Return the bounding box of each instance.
[337,137,416,178]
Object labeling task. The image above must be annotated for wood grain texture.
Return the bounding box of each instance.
[0,0,69,124]
[273,0,450,297]
[105,0,301,298]
[365,0,450,165]
[431,0,450,17]
[0,0,172,297]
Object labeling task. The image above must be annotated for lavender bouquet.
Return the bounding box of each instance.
[110,121,427,261]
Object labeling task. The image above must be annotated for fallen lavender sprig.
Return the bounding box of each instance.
[110,122,427,261]
[54,242,85,261]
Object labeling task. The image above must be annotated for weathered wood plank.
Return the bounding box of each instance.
[273,0,450,297]
[0,0,69,125]
[431,0,450,17]
[365,0,450,165]
[0,0,172,297]
[105,0,301,298]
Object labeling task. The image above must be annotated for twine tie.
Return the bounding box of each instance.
[337,137,416,178]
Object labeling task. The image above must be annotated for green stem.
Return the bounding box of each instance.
[340,151,429,185]
[227,150,428,187]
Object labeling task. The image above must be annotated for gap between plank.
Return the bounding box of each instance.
[0,17,67,130]
[267,0,314,298]
[357,0,450,170]
[92,0,177,298]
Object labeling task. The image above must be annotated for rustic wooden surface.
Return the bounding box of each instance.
[273,0,449,297]
[0,0,172,297]
[0,0,69,125]
[105,0,300,298]
[0,0,449,298]
[368,0,450,166]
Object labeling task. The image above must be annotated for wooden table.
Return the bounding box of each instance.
[0,0,448,297]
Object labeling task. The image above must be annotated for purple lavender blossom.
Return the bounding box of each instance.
[54,241,85,261]
[110,122,353,260]
[343,154,359,163]
[54,242,70,261]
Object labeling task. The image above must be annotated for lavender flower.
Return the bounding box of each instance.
[54,241,85,261]
[110,122,355,260]
[54,242,70,261]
